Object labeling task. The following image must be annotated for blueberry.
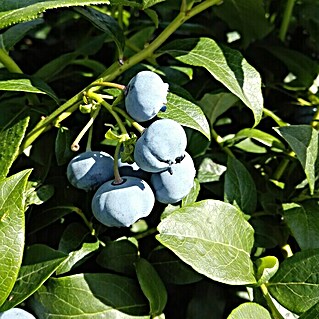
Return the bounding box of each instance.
[151,152,196,204]
[125,71,169,122]
[0,308,36,319]
[67,151,114,191]
[118,158,150,180]
[134,119,187,173]
[91,176,155,227]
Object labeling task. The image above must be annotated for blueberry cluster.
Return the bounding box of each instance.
[66,71,196,228]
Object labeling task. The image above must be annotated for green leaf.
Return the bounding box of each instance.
[0,117,29,180]
[157,199,256,285]
[300,301,319,319]
[144,9,159,28]
[283,200,319,250]
[264,46,319,89]
[0,19,43,51]
[0,169,32,307]
[55,126,74,166]
[276,125,318,195]
[229,128,286,150]
[135,258,167,316]
[26,184,54,206]
[224,156,257,215]
[268,249,319,314]
[74,7,125,58]
[199,92,239,126]
[182,178,200,206]
[96,239,139,276]
[214,0,273,48]
[227,302,272,319]
[0,73,59,103]
[0,244,67,311]
[254,256,279,286]
[31,273,149,318]
[197,157,227,183]
[0,1,119,30]
[149,247,203,285]
[158,92,211,140]
[160,38,264,126]
[57,223,99,275]
[142,0,165,9]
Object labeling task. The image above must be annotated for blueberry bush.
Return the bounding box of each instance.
[0,0,319,318]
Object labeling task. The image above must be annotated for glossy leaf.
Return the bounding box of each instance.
[0,19,43,51]
[0,73,59,103]
[142,0,165,9]
[31,273,149,318]
[96,239,139,276]
[182,178,200,206]
[160,38,264,126]
[0,117,29,180]
[227,302,272,319]
[75,7,125,58]
[300,302,319,319]
[199,92,239,126]
[254,256,279,286]
[197,157,227,183]
[276,125,318,194]
[135,258,167,316]
[283,201,319,250]
[224,156,257,215]
[214,0,273,47]
[0,169,32,307]
[149,247,203,285]
[0,244,67,311]
[157,199,256,285]
[268,249,319,314]
[0,1,119,29]
[57,223,99,275]
[158,92,211,140]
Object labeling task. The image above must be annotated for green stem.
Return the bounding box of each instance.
[19,0,221,152]
[113,142,123,184]
[211,128,235,157]
[279,0,296,42]
[272,150,295,181]
[88,91,128,135]
[72,206,96,236]
[260,284,285,319]
[90,81,126,91]
[112,106,145,134]
[98,0,222,83]
[71,105,100,151]
[133,227,157,240]
[0,48,40,106]
[263,108,288,127]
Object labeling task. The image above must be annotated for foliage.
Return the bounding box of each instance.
[0,0,319,318]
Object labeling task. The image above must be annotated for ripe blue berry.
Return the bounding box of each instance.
[91,176,155,227]
[0,308,36,319]
[67,151,114,191]
[134,119,187,173]
[151,152,196,204]
[125,71,169,122]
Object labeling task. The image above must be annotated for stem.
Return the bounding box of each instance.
[281,244,293,258]
[86,125,93,152]
[279,0,296,42]
[112,106,145,134]
[211,128,235,157]
[260,284,285,319]
[133,227,157,240]
[90,81,126,91]
[272,151,295,180]
[88,91,128,135]
[113,142,123,184]
[98,0,222,83]
[71,105,100,151]
[19,0,221,151]
[72,206,96,236]
[263,108,288,127]
[0,49,40,106]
